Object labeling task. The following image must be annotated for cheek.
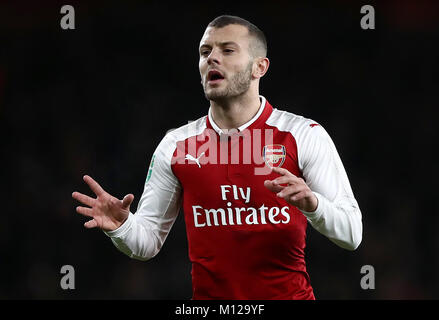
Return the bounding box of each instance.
[230,56,252,73]
[199,59,207,75]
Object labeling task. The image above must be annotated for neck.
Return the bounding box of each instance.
[210,90,261,130]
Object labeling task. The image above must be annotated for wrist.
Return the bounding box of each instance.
[104,212,134,238]
[300,192,325,220]
[306,193,319,212]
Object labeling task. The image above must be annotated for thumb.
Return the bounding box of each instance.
[121,194,134,210]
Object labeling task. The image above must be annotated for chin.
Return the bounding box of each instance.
[205,92,229,102]
[204,88,227,101]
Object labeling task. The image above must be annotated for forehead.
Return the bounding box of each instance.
[199,24,250,47]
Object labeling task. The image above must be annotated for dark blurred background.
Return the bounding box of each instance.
[1,0,438,299]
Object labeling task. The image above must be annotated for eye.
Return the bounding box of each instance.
[223,49,234,53]
[201,50,210,56]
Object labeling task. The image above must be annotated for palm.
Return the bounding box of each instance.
[72,175,134,231]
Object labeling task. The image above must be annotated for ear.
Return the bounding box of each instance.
[252,57,270,79]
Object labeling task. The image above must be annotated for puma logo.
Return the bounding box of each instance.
[185,152,205,168]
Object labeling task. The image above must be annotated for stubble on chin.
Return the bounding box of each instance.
[203,62,253,102]
[204,86,228,101]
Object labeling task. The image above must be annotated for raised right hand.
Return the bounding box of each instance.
[72,175,134,231]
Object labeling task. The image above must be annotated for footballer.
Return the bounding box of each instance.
[72,15,362,300]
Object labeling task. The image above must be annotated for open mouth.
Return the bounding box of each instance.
[207,70,225,83]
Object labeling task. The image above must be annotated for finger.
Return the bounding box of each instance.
[72,191,95,207]
[271,167,304,184]
[122,194,134,210]
[84,219,98,229]
[289,190,307,202]
[83,175,105,196]
[76,206,94,218]
[277,184,304,198]
[271,166,293,177]
[264,180,285,193]
[271,175,296,186]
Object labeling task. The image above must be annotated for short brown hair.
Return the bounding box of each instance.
[207,15,267,57]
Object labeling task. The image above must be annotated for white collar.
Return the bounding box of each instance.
[208,95,267,135]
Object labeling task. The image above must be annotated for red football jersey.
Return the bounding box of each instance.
[105,96,362,300]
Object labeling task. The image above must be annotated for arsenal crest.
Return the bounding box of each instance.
[263,144,286,168]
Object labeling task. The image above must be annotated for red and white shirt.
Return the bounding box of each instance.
[105,96,362,300]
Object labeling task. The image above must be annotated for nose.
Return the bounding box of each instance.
[207,48,220,65]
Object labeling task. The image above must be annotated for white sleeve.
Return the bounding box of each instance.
[297,123,363,250]
[103,134,182,260]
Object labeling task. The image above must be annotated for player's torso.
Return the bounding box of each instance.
[170,103,313,299]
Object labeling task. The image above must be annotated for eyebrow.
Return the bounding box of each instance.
[199,41,240,50]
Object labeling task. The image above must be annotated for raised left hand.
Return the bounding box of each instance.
[264,167,318,212]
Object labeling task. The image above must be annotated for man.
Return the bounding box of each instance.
[72,15,362,300]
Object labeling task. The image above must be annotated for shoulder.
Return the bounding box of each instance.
[163,115,207,145]
[267,107,343,173]
[151,115,207,164]
[266,108,336,167]
[266,107,324,139]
